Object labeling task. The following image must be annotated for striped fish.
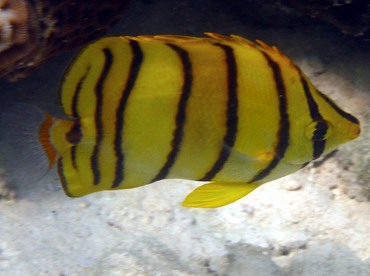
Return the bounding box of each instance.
[9,33,361,207]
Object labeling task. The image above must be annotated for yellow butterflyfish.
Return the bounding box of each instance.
[2,33,360,208]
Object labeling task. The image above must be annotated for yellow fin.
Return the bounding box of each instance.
[182,182,260,208]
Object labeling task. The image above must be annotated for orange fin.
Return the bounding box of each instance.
[39,113,59,167]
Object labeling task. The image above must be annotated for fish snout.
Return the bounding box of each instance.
[346,120,361,141]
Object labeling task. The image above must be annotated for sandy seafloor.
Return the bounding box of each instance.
[0,0,370,275]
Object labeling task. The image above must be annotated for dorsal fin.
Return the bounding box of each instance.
[124,34,212,44]
[230,34,295,66]
[122,33,294,67]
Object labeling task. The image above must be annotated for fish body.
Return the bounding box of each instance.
[18,33,361,207]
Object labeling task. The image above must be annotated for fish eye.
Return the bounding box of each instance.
[305,120,333,141]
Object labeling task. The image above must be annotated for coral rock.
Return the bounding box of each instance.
[0,0,132,81]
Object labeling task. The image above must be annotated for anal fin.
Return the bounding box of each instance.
[182,182,260,208]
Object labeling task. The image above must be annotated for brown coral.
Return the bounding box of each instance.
[0,0,132,81]
[0,0,29,51]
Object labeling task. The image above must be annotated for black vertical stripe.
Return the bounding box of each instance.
[248,52,290,183]
[112,40,143,188]
[151,44,193,182]
[66,122,82,169]
[316,89,359,124]
[199,43,238,181]
[62,65,90,172]
[71,146,77,169]
[300,74,327,159]
[91,48,113,185]
[71,66,90,118]
[58,160,72,196]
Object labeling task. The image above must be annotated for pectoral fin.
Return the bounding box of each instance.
[182,182,260,208]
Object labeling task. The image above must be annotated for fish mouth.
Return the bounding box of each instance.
[348,122,361,140]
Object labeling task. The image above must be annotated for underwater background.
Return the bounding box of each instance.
[0,0,369,275]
